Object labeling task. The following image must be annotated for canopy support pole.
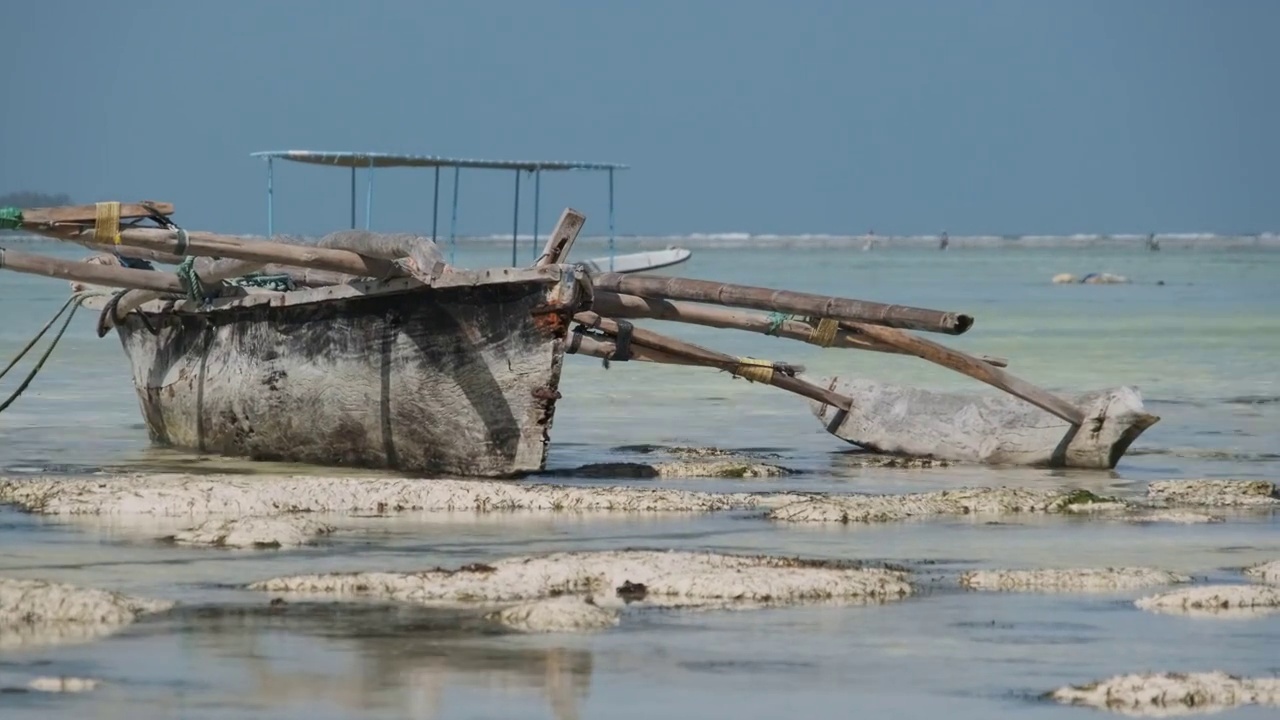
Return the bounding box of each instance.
[365,160,374,230]
[349,167,356,230]
[532,168,541,262]
[608,167,616,272]
[266,157,274,238]
[431,166,440,243]
[510,170,521,267]
[448,167,460,265]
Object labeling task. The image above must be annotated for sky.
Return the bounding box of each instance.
[2,0,1276,237]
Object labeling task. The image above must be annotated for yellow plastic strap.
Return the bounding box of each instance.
[808,317,839,347]
[732,357,775,384]
[94,202,122,245]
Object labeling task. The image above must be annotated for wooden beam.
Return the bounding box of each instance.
[103,258,266,325]
[0,248,183,294]
[590,272,974,335]
[18,201,175,226]
[572,311,851,411]
[568,333,705,368]
[534,208,586,267]
[590,290,1009,367]
[843,321,1085,425]
[30,225,402,278]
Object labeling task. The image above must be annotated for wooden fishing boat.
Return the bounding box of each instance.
[2,185,1160,473]
[2,200,594,478]
[114,268,588,477]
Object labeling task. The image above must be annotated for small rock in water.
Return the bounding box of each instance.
[614,445,785,461]
[769,487,1124,524]
[1081,272,1130,284]
[1051,272,1130,285]
[247,550,912,609]
[1048,671,1280,716]
[841,453,952,469]
[27,676,101,693]
[1061,501,1130,515]
[1146,479,1279,508]
[1114,510,1224,524]
[960,568,1191,592]
[1134,585,1280,618]
[0,577,175,650]
[563,460,794,479]
[169,516,334,548]
[486,596,620,633]
[0,577,175,626]
[0,474,799,516]
[1244,560,1280,585]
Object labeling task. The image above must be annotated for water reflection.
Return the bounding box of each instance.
[164,602,593,720]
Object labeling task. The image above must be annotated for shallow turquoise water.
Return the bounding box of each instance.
[0,236,1277,719]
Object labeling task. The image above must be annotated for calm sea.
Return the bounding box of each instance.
[1,235,1277,719]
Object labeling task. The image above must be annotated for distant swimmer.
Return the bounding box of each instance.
[939,231,949,250]
[1147,233,1160,251]
[862,228,876,251]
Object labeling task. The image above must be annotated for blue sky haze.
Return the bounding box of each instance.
[2,0,1275,236]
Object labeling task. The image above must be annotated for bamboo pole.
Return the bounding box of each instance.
[590,272,973,335]
[567,333,706,368]
[103,258,268,325]
[534,208,586,267]
[571,311,851,411]
[68,241,185,265]
[590,290,1009,367]
[29,226,403,278]
[0,248,184,294]
[842,320,1085,425]
[18,202,175,226]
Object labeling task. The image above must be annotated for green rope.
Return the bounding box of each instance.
[0,207,23,231]
[176,256,204,301]
[765,311,790,336]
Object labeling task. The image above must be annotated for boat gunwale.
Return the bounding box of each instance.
[127,263,584,317]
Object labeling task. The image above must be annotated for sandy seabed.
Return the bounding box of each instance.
[0,465,1277,711]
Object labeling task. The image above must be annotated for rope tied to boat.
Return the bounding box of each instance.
[731,357,775,384]
[94,201,122,245]
[610,319,635,361]
[807,317,839,347]
[765,312,789,336]
[0,289,115,415]
[175,254,204,301]
[0,207,22,230]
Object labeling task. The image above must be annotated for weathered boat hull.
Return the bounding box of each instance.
[114,270,587,478]
[810,377,1159,469]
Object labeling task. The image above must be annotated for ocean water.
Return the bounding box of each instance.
[1,235,1278,719]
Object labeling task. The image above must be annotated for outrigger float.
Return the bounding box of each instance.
[0,158,1158,477]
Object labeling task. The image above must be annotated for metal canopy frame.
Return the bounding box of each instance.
[250,150,629,268]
